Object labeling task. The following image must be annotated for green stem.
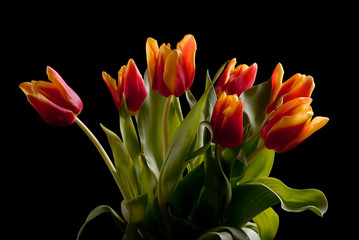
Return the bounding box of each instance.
[162,95,174,161]
[246,144,266,165]
[74,117,130,201]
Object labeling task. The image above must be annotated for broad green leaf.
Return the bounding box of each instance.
[237,147,275,185]
[226,177,328,228]
[137,70,166,178]
[119,99,141,160]
[157,76,217,223]
[240,80,271,134]
[101,124,139,199]
[252,207,279,240]
[76,205,126,240]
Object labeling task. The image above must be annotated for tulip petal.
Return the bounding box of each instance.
[264,112,313,152]
[177,34,197,88]
[267,63,284,114]
[281,116,329,152]
[26,92,76,127]
[124,59,148,115]
[218,99,244,148]
[46,66,83,114]
[224,63,258,97]
[215,58,237,96]
[103,71,122,110]
[146,38,159,87]
[278,74,315,104]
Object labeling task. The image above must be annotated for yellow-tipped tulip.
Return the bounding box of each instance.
[266,63,315,114]
[146,34,197,97]
[261,97,329,153]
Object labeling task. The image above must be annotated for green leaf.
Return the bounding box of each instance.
[137,70,166,178]
[237,147,275,185]
[122,194,148,240]
[101,124,139,200]
[198,226,250,240]
[226,177,328,228]
[252,207,279,240]
[240,80,272,134]
[119,99,141,160]
[157,76,217,225]
[195,144,231,227]
[76,205,126,240]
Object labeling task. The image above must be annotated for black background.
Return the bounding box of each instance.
[6,3,353,240]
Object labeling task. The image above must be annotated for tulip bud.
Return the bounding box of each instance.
[261,97,329,153]
[266,63,315,114]
[103,59,147,115]
[146,34,197,97]
[211,92,244,148]
[215,58,257,97]
[19,66,83,127]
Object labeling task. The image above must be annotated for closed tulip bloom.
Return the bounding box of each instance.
[211,92,244,148]
[261,97,329,153]
[215,58,257,97]
[19,66,83,127]
[266,63,315,114]
[103,59,147,115]
[146,34,197,97]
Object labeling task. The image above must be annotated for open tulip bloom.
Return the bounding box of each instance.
[20,35,329,240]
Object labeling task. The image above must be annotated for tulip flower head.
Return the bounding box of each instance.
[211,92,244,148]
[19,66,83,127]
[146,34,197,97]
[266,63,315,114]
[215,58,257,97]
[261,97,329,153]
[102,59,147,115]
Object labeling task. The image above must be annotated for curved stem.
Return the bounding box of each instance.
[162,95,174,160]
[74,117,130,201]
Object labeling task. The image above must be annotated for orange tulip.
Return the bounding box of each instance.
[19,66,83,127]
[266,63,315,114]
[102,59,147,115]
[215,58,257,97]
[261,97,329,153]
[146,34,196,97]
[211,92,244,148]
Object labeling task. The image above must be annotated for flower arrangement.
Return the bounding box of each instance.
[19,34,329,240]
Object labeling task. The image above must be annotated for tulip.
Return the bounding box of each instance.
[102,59,147,115]
[146,34,197,97]
[19,66,83,127]
[261,97,329,153]
[215,58,257,97]
[266,63,315,114]
[211,92,244,148]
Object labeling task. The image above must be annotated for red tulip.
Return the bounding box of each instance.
[19,66,83,127]
[146,34,197,97]
[266,63,315,114]
[261,97,329,153]
[215,58,257,97]
[211,92,244,148]
[103,59,147,115]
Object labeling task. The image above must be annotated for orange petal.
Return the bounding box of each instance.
[266,63,284,114]
[103,71,122,110]
[145,37,159,86]
[281,116,329,152]
[177,34,197,86]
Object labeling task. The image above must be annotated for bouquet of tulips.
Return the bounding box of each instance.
[20,34,329,240]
